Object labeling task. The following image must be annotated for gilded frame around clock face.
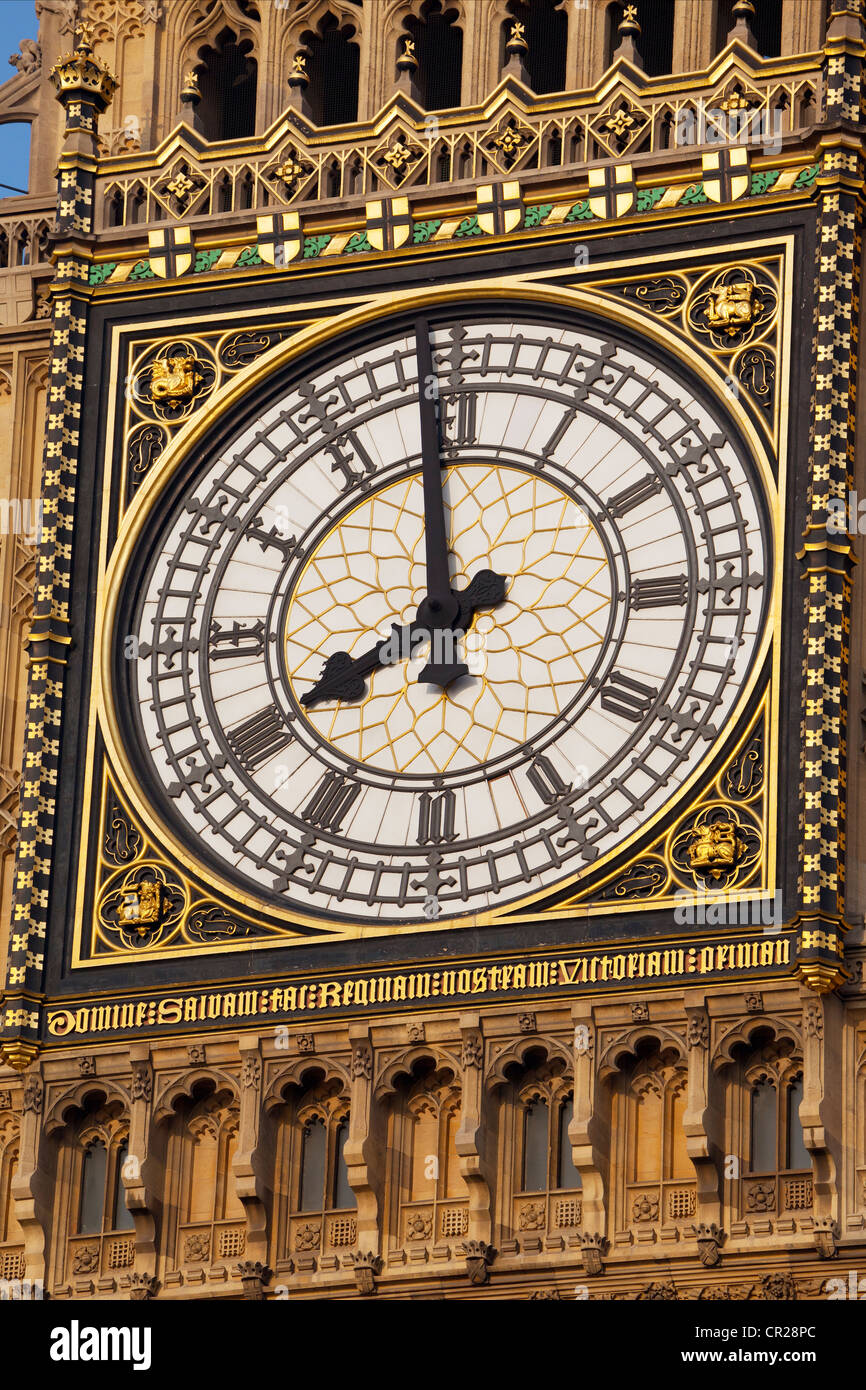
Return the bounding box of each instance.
[86,272,783,955]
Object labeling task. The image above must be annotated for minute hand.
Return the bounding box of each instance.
[415,318,460,631]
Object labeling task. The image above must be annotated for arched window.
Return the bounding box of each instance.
[158,1084,245,1273]
[51,1094,135,1288]
[404,1,463,111]
[385,1060,467,1252]
[558,1096,580,1189]
[606,1043,693,1232]
[194,28,257,141]
[0,1121,25,1280]
[722,1033,812,1227]
[499,1049,581,1243]
[272,1072,354,1266]
[302,13,360,125]
[503,0,567,94]
[786,1077,810,1170]
[333,1116,353,1210]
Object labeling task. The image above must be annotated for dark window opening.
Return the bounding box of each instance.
[786,1078,810,1170]
[522,1098,548,1192]
[333,1116,355,1208]
[302,13,360,125]
[716,0,783,57]
[749,1077,777,1172]
[405,1,463,111]
[299,1116,326,1211]
[78,1140,107,1235]
[605,1,674,75]
[504,0,567,93]
[112,1142,135,1231]
[557,1097,582,1189]
[639,0,674,75]
[195,28,257,141]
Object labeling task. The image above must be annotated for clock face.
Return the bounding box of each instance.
[116,304,772,926]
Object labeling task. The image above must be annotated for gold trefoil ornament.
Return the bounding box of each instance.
[150,353,200,401]
[687,819,745,879]
[705,281,757,335]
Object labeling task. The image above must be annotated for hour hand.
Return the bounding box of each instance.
[301,624,419,708]
[415,569,508,687]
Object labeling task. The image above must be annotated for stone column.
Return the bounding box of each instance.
[234,1036,268,1267]
[10,1068,48,1286]
[800,986,843,1248]
[683,992,722,1230]
[125,1043,158,1266]
[569,1002,606,1235]
[671,0,716,74]
[344,1025,379,1250]
[455,1011,492,1242]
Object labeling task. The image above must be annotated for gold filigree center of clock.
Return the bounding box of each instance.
[284,464,613,776]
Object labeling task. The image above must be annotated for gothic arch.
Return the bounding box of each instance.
[485,1035,572,1090]
[712,1016,803,1073]
[152,1067,239,1123]
[44,1080,131,1137]
[374,1044,461,1098]
[158,0,261,140]
[597,1025,688,1081]
[282,0,366,55]
[262,1056,350,1113]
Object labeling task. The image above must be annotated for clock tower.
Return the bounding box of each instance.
[0,0,861,1303]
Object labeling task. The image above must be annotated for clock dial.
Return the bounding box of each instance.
[117,307,772,925]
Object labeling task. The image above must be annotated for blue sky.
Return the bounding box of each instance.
[0,1,40,194]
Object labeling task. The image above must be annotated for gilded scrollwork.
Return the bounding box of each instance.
[218,329,288,372]
[127,422,168,497]
[619,275,690,316]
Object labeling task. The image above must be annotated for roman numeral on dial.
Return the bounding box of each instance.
[526,753,571,806]
[629,575,688,609]
[227,704,292,768]
[209,619,266,659]
[600,672,658,722]
[417,788,457,844]
[443,393,477,450]
[606,474,663,519]
[302,770,361,833]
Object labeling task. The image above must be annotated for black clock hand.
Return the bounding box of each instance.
[301,623,419,707]
[413,316,466,685]
[301,570,508,708]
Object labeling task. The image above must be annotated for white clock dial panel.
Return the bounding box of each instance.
[121,310,772,923]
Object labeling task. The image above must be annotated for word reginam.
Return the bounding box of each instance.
[46,936,792,1039]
